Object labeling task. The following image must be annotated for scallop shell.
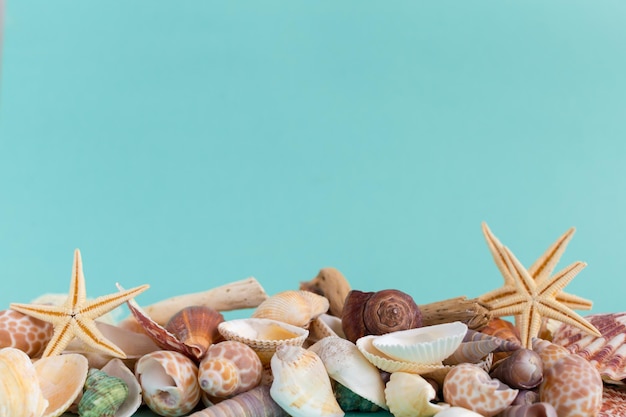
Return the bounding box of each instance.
[372,321,468,364]
[442,363,518,417]
[78,368,129,417]
[308,336,387,410]
[101,358,143,417]
[0,347,48,417]
[218,318,309,365]
[135,350,201,417]
[270,344,344,417]
[552,312,626,382]
[252,290,329,329]
[539,353,603,417]
[34,353,89,417]
[384,372,447,417]
[198,340,263,398]
[0,309,54,357]
[165,306,225,360]
[600,385,626,417]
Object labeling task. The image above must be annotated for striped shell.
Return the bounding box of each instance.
[251,290,329,329]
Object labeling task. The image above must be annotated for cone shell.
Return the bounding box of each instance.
[135,350,201,417]
[0,309,54,358]
[34,353,89,417]
[218,318,308,365]
[165,306,225,360]
[0,347,48,417]
[252,290,329,329]
[539,354,603,417]
[443,363,518,417]
[384,372,447,417]
[198,340,262,398]
[270,344,344,417]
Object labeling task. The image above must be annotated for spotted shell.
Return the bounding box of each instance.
[0,347,48,417]
[252,290,329,329]
[198,340,263,398]
[0,309,53,357]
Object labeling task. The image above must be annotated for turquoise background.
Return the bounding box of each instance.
[1,2,626,416]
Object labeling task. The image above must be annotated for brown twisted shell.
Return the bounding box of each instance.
[490,348,543,390]
[341,289,422,343]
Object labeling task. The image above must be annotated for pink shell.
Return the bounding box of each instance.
[0,309,53,357]
[600,385,626,417]
[552,312,626,382]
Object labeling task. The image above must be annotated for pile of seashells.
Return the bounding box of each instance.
[2,259,626,417]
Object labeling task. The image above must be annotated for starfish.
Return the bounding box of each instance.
[10,249,149,358]
[478,224,600,348]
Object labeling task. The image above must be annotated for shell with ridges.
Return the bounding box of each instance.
[252,290,329,329]
[308,336,387,410]
[308,314,346,343]
[34,353,89,417]
[270,344,344,417]
[444,339,500,365]
[384,372,447,417]
[78,368,129,417]
[100,358,142,417]
[188,385,288,417]
[135,350,201,417]
[165,306,225,360]
[0,347,48,417]
[0,309,54,357]
[198,340,262,398]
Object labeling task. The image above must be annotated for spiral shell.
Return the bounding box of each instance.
[489,348,543,390]
[252,290,329,329]
[78,368,129,417]
[0,309,54,357]
[165,306,224,360]
[0,347,48,417]
[341,289,422,343]
[135,350,201,417]
[198,341,262,398]
[188,385,288,417]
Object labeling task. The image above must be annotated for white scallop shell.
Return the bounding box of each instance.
[35,353,89,417]
[373,321,468,364]
[308,314,346,343]
[384,372,447,417]
[0,347,48,417]
[308,336,387,410]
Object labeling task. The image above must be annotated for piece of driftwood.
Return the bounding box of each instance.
[419,296,492,330]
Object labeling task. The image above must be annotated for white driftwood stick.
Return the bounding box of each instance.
[141,277,269,325]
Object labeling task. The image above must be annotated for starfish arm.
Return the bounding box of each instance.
[519,304,545,349]
[555,291,593,311]
[67,249,87,307]
[537,261,587,298]
[537,297,601,337]
[9,303,68,325]
[41,319,75,357]
[502,245,536,296]
[482,222,515,286]
[529,228,575,285]
[486,295,527,317]
[81,284,149,319]
[478,285,518,305]
[72,318,126,358]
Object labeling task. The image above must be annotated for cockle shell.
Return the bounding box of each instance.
[0,347,48,417]
[308,336,387,410]
[443,363,518,417]
[0,309,53,357]
[252,290,329,329]
[218,318,309,365]
[165,306,225,360]
[489,348,543,390]
[78,368,129,417]
[342,289,422,343]
[135,350,201,417]
[270,344,344,417]
[188,385,288,417]
[100,358,142,417]
[384,372,447,417]
[198,340,263,398]
[539,353,603,417]
[34,353,89,417]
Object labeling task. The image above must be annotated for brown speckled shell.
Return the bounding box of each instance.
[341,289,422,343]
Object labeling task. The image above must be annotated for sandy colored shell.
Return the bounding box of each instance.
[78,368,129,417]
[531,337,570,370]
[300,267,352,317]
[0,347,48,417]
[308,314,346,343]
[34,353,89,417]
[100,358,142,417]
[384,372,447,417]
[0,309,54,357]
[252,290,329,328]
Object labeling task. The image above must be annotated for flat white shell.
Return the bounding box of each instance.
[356,335,448,374]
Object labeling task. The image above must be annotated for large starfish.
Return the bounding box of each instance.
[10,249,149,358]
[478,224,600,348]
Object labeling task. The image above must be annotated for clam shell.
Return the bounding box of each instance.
[101,358,142,417]
[356,335,448,374]
[34,353,89,417]
[269,344,344,417]
[308,336,387,410]
[218,318,309,365]
[78,368,129,417]
[373,321,468,364]
[252,290,329,329]
[0,309,53,357]
[384,372,447,417]
[0,347,48,417]
[442,363,518,417]
[308,314,346,343]
[165,306,225,360]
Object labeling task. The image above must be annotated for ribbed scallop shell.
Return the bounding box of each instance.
[165,306,224,360]
[600,385,626,417]
[0,347,48,417]
[384,372,447,417]
[0,309,54,357]
[356,335,448,374]
[218,318,309,365]
[270,344,344,417]
[251,290,329,329]
[198,340,262,398]
[35,353,89,417]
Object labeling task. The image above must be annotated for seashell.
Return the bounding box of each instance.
[299,267,352,317]
[308,314,346,343]
[480,318,522,347]
[489,349,543,389]
[463,328,522,353]
[0,309,54,357]
[101,358,142,417]
[444,339,500,365]
[34,353,89,417]
[496,403,557,417]
[78,368,129,417]
[433,406,483,417]
[443,363,518,417]
[511,389,540,406]
[198,340,263,398]
[218,318,309,365]
[372,321,468,364]
[165,306,225,360]
[552,312,626,382]
[539,353,603,417]
[531,338,570,370]
[0,347,48,417]
[252,290,329,329]
[270,344,344,417]
[135,350,201,417]
[384,372,447,417]
[356,334,449,374]
[332,381,382,412]
[600,385,626,417]
[341,289,422,343]
[188,385,288,417]
[308,336,387,409]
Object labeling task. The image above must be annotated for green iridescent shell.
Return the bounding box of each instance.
[78,368,129,417]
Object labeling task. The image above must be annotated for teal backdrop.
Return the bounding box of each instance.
[1,2,626,416]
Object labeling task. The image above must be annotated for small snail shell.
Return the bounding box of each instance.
[489,349,543,390]
[341,289,422,343]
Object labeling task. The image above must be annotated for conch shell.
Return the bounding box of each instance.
[252,290,329,329]
[0,347,48,417]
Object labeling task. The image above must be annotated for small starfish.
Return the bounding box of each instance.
[10,249,149,358]
[478,224,600,348]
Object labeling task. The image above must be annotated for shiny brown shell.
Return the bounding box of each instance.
[489,348,543,390]
[165,306,224,360]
